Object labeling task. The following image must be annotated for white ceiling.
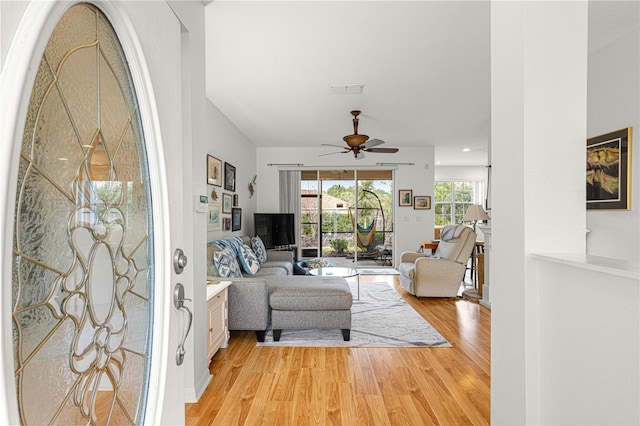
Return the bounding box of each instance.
[204,1,639,167]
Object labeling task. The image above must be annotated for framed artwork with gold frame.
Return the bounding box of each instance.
[413,195,431,210]
[587,127,632,210]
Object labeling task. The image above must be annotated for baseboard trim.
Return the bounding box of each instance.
[186,372,212,403]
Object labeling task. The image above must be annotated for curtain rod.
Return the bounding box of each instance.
[267,164,409,169]
[376,162,414,166]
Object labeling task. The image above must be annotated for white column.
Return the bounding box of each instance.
[491,1,588,424]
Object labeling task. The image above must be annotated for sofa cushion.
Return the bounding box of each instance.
[261,260,294,275]
[213,248,242,278]
[252,266,288,277]
[268,276,352,311]
[238,244,260,275]
[251,236,268,264]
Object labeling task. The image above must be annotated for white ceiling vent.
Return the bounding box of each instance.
[330,84,364,95]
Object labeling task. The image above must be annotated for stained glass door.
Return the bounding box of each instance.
[10,4,159,424]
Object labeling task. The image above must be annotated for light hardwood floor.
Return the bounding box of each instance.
[186,275,490,425]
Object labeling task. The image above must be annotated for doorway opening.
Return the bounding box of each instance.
[300,169,393,267]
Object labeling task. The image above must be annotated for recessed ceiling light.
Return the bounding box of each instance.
[462,148,471,152]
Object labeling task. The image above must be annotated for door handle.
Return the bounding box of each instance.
[173,282,192,365]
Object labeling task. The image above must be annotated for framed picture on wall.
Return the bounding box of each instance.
[224,162,236,192]
[399,189,413,206]
[222,193,232,214]
[231,208,242,231]
[233,194,239,207]
[207,203,221,231]
[587,127,632,210]
[207,155,222,186]
[223,217,231,231]
[414,195,431,210]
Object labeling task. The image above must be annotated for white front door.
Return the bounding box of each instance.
[0,2,185,424]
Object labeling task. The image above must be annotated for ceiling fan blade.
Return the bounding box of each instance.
[321,143,349,149]
[319,151,344,157]
[361,138,385,149]
[363,147,399,153]
[354,151,365,160]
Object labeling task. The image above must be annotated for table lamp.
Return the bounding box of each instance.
[462,204,491,231]
[461,204,490,301]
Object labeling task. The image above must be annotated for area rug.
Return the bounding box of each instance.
[357,268,399,275]
[257,282,451,348]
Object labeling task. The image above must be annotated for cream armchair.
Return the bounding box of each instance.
[398,225,477,298]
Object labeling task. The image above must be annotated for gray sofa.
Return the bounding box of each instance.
[207,237,352,341]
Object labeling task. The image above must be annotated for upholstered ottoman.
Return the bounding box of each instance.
[268,276,353,341]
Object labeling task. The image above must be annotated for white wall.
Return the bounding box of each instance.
[434,165,487,181]
[166,1,260,403]
[256,146,435,264]
[491,2,588,424]
[164,0,209,404]
[169,1,259,402]
[587,26,640,262]
[535,256,639,425]
[204,100,258,238]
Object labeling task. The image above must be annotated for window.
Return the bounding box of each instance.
[434,181,485,226]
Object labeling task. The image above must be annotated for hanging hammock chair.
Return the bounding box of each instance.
[348,189,385,252]
[349,208,378,250]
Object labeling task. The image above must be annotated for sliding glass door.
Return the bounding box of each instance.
[300,169,393,267]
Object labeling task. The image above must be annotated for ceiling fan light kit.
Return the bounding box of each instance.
[322,110,399,159]
[343,133,369,147]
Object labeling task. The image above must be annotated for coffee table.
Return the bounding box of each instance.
[308,267,360,300]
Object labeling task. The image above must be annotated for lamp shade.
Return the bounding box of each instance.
[463,204,491,222]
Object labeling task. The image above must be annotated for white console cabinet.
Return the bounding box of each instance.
[206,281,232,363]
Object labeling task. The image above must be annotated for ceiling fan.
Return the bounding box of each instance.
[321,110,399,159]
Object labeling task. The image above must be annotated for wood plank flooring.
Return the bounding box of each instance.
[186,275,490,425]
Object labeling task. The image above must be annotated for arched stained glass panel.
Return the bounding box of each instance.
[12,3,154,424]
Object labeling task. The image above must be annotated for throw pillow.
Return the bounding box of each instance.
[250,236,268,264]
[306,258,329,269]
[213,248,242,278]
[238,244,260,275]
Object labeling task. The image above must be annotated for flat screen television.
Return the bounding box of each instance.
[254,213,295,249]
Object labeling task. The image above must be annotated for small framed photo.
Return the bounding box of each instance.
[207,203,221,231]
[224,162,236,192]
[223,217,231,231]
[207,155,222,186]
[587,127,632,210]
[413,195,431,210]
[233,194,239,207]
[399,189,413,206]
[231,208,242,231]
[222,193,232,214]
